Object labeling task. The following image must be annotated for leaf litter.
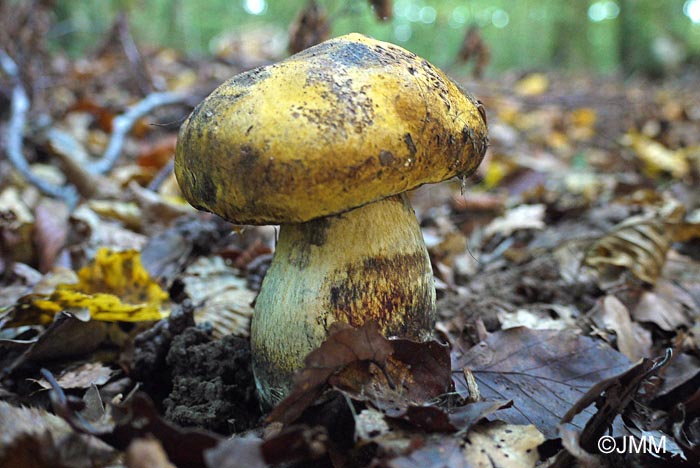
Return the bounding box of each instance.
[2,3,700,467]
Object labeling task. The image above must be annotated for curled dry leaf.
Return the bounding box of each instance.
[179,256,255,338]
[330,338,452,413]
[269,321,455,426]
[0,187,35,265]
[0,262,43,309]
[68,204,148,256]
[268,321,393,424]
[554,353,670,466]
[88,199,143,231]
[139,214,234,285]
[584,199,684,286]
[4,314,108,373]
[127,180,193,227]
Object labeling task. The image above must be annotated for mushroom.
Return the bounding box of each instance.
[175,33,488,407]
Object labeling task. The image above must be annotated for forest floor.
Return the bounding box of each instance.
[2,9,700,468]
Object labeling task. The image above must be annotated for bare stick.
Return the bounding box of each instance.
[0,49,78,207]
[117,13,154,95]
[87,91,188,175]
[147,158,175,192]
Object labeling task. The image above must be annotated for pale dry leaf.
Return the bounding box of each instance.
[70,204,148,253]
[499,307,571,331]
[35,362,115,390]
[590,295,652,361]
[463,422,544,468]
[126,437,176,468]
[356,408,391,441]
[0,186,35,264]
[181,256,255,338]
[88,199,143,231]
[32,267,79,295]
[624,131,689,178]
[633,283,692,331]
[514,73,549,96]
[483,204,545,239]
[0,263,43,308]
[127,180,193,226]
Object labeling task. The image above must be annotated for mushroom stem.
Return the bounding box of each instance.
[251,193,436,406]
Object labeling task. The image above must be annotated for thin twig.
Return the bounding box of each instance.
[87,91,188,175]
[117,13,154,95]
[147,158,175,191]
[0,49,79,207]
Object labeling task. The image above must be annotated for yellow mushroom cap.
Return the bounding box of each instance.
[175,33,488,225]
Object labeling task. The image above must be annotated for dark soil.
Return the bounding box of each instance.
[163,327,261,434]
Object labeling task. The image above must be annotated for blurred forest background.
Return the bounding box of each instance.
[51,0,700,76]
[3,1,700,466]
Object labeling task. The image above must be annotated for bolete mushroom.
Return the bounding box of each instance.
[175,33,488,407]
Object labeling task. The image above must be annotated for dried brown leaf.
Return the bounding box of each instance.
[35,362,115,390]
[204,435,266,468]
[385,437,471,468]
[633,280,693,331]
[268,321,393,424]
[589,295,652,361]
[0,401,115,468]
[452,327,631,439]
[5,314,108,374]
[47,382,221,468]
[33,199,69,273]
[204,426,328,468]
[385,400,511,433]
[554,354,670,466]
[330,338,452,412]
[288,0,330,54]
[584,199,684,286]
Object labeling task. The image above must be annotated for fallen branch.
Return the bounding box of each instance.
[0,49,79,207]
[87,91,188,175]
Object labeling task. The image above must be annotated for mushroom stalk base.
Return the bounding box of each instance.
[251,193,436,407]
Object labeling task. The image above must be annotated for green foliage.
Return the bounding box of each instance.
[51,0,700,74]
